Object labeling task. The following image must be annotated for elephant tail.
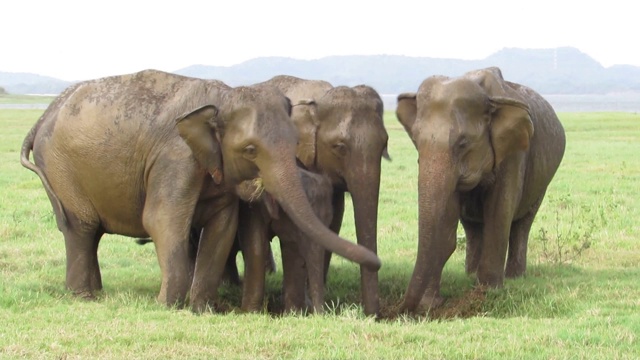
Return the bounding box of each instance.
[20,120,68,229]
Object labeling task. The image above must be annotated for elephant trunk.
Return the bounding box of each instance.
[261,155,381,271]
[403,150,460,312]
[346,156,383,315]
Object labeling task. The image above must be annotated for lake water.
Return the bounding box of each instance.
[3,93,640,113]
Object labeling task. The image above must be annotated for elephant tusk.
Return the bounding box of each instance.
[210,168,223,185]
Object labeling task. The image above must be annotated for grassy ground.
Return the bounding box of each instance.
[0,105,638,359]
[0,94,56,105]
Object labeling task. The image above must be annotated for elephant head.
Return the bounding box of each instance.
[175,85,381,272]
[296,85,390,315]
[396,67,534,311]
[256,75,390,315]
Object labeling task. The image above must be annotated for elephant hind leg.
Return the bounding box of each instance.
[461,219,483,275]
[505,196,544,278]
[61,212,104,299]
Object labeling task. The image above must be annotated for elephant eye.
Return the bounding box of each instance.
[243,144,257,160]
[332,142,347,157]
[457,137,469,150]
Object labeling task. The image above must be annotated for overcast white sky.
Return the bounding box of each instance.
[2,0,638,81]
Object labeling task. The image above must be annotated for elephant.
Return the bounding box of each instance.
[395,67,566,313]
[249,75,390,316]
[20,69,381,312]
[236,168,334,313]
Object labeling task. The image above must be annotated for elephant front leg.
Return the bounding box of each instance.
[190,198,239,313]
[305,241,326,314]
[402,227,457,313]
[238,203,269,312]
[477,163,522,287]
[280,239,307,313]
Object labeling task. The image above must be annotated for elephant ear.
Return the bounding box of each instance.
[489,98,534,168]
[396,92,417,147]
[291,99,319,170]
[470,67,534,168]
[175,105,224,184]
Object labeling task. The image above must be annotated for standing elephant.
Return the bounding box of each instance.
[254,75,390,316]
[20,69,381,312]
[237,168,334,313]
[395,67,565,313]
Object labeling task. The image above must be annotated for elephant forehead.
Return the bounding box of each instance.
[435,78,486,102]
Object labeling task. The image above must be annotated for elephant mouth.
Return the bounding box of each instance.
[236,178,265,202]
[457,172,482,192]
[235,177,280,219]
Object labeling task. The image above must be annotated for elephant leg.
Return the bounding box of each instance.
[461,219,483,274]
[238,202,269,312]
[279,238,307,313]
[323,191,345,282]
[305,240,326,314]
[143,206,193,307]
[61,212,104,298]
[222,235,242,286]
[190,196,239,313]
[142,168,204,308]
[265,244,277,274]
[188,227,202,277]
[404,225,458,312]
[506,195,543,278]
[477,161,523,287]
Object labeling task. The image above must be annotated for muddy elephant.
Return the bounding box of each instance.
[395,67,565,313]
[236,168,333,313]
[253,75,390,316]
[20,69,381,312]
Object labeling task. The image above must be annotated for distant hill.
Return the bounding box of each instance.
[0,72,72,94]
[3,47,640,95]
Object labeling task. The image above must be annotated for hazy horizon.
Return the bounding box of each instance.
[3,0,637,81]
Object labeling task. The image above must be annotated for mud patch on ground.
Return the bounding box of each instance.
[427,287,488,320]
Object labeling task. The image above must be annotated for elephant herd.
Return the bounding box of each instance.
[20,66,566,317]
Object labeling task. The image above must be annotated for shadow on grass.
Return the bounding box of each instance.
[23,255,635,323]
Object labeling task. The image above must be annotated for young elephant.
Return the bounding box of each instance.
[396,67,566,313]
[256,75,391,316]
[21,70,380,312]
[236,168,334,314]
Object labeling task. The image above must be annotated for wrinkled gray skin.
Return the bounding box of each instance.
[396,67,566,313]
[248,75,390,316]
[20,70,380,312]
[237,169,333,314]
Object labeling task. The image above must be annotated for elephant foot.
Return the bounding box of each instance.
[72,289,97,300]
[476,271,504,288]
[157,289,188,309]
[505,261,526,279]
[191,299,218,314]
[417,292,445,312]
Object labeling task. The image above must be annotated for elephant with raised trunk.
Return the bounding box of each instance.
[251,75,390,316]
[396,67,565,313]
[20,69,381,312]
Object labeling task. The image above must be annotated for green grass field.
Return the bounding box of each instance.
[1,103,639,359]
[0,94,56,105]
